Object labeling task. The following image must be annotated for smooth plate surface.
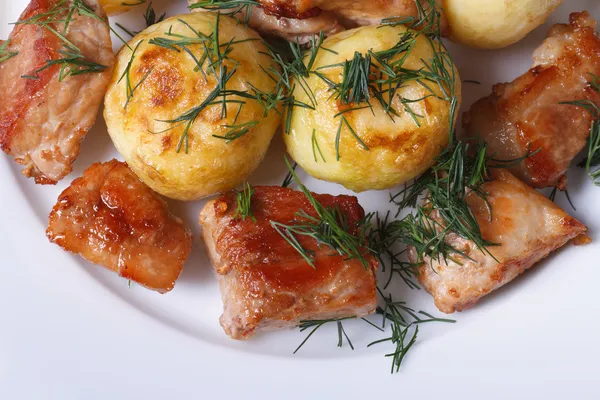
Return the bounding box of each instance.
[1,1,599,399]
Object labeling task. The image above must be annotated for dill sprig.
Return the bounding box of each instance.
[148,15,262,151]
[118,40,152,109]
[294,317,356,354]
[311,129,326,162]
[156,64,236,153]
[318,51,372,105]
[368,289,455,373]
[259,33,335,134]
[14,0,129,80]
[560,74,600,185]
[308,0,457,160]
[272,157,371,268]
[26,43,107,81]
[548,187,576,211]
[121,0,147,6]
[143,1,166,27]
[584,121,600,184]
[389,139,539,264]
[0,40,18,64]
[281,161,298,188]
[189,0,259,26]
[390,141,494,263]
[365,211,421,290]
[117,1,166,37]
[234,182,255,221]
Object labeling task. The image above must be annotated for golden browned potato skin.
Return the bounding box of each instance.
[104,14,281,201]
[284,25,461,192]
[444,0,562,49]
[99,0,142,16]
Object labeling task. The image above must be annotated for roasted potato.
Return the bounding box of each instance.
[104,13,281,200]
[445,0,562,49]
[284,24,461,192]
[99,0,142,16]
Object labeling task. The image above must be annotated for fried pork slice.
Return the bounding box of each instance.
[188,0,446,43]
[189,0,344,43]
[463,12,600,189]
[409,169,586,314]
[315,0,447,30]
[0,0,115,184]
[47,160,192,293]
[199,186,378,340]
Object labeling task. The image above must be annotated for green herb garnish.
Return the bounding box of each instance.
[189,0,259,26]
[234,182,255,221]
[560,74,600,184]
[14,0,130,81]
[271,157,371,268]
[0,40,18,64]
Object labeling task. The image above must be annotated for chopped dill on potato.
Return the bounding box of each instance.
[147,14,264,151]
[189,0,259,26]
[118,40,152,109]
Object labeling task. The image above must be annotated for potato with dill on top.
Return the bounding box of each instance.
[104,13,281,201]
[284,24,461,192]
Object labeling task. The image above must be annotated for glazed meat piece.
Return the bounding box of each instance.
[189,0,446,43]
[240,7,344,43]
[189,0,344,43]
[47,160,192,293]
[463,12,600,189]
[199,186,378,340]
[315,0,447,30]
[0,0,114,184]
[409,169,586,314]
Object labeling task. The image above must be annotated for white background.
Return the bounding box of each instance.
[1,1,599,399]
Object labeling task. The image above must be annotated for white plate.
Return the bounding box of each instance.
[1,1,600,398]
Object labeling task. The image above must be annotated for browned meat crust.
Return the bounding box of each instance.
[199,186,378,340]
[0,0,114,184]
[463,12,600,189]
[47,160,192,293]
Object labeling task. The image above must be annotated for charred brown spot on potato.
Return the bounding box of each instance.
[161,134,173,152]
[363,130,428,153]
[136,48,184,108]
[422,97,433,114]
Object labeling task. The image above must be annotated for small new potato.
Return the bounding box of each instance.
[104,13,281,200]
[99,0,143,16]
[284,24,461,192]
[445,0,562,49]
